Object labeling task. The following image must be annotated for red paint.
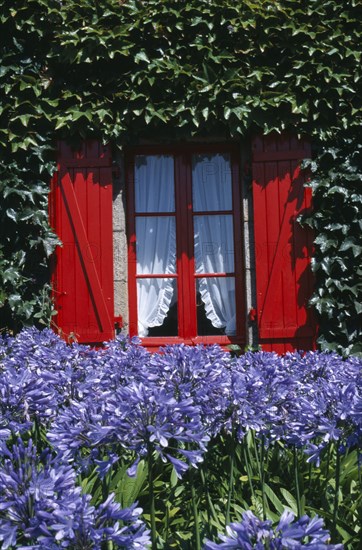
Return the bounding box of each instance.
[51,141,115,344]
[249,308,257,322]
[252,133,316,352]
[49,136,316,352]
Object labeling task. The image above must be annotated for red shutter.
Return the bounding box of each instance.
[252,133,316,353]
[51,140,115,343]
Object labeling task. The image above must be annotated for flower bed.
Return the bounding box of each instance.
[0,329,361,548]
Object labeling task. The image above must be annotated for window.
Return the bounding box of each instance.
[126,144,245,347]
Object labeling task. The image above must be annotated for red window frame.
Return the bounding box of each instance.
[126,143,246,349]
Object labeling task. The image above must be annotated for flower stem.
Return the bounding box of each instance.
[293,446,302,518]
[308,461,312,494]
[251,431,261,480]
[33,418,42,451]
[260,435,266,520]
[190,470,201,550]
[243,437,255,499]
[252,432,265,518]
[147,445,157,549]
[225,433,235,526]
[332,442,341,540]
[325,441,331,490]
[200,464,218,536]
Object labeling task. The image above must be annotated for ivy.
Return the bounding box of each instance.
[0,159,60,331]
[0,0,361,351]
[303,134,362,356]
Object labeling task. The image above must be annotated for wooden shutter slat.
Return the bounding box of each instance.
[52,141,114,343]
[60,170,113,338]
[258,168,302,336]
[252,134,316,352]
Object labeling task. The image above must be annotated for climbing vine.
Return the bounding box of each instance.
[0,0,361,351]
[304,133,362,355]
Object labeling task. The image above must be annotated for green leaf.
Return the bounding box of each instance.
[202,107,209,120]
[134,51,150,64]
[2,267,20,284]
[55,118,67,130]
[263,483,285,515]
[170,467,178,488]
[116,460,147,508]
[8,294,22,308]
[280,488,298,515]
[6,208,18,222]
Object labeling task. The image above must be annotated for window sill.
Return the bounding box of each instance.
[139,335,246,352]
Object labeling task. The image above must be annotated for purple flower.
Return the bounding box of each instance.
[0,365,54,434]
[0,438,150,549]
[103,381,210,477]
[203,510,343,549]
[48,378,209,479]
[276,511,343,548]
[0,328,103,433]
[149,344,233,437]
[203,510,274,549]
[224,352,297,443]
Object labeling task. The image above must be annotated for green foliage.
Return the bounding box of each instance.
[5,0,359,141]
[80,432,360,548]
[0,0,361,348]
[0,159,59,331]
[303,134,362,355]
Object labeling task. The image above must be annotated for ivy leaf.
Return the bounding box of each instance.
[8,294,22,308]
[6,208,18,222]
[134,51,150,64]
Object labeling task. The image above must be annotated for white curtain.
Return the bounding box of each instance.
[135,156,176,336]
[135,155,175,213]
[193,154,236,335]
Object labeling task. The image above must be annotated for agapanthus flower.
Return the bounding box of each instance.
[97,334,152,388]
[350,394,362,427]
[46,395,121,475]
[203,510,343,549]
[48,378,209,479]
[0,365,56,434]
[0,328,103,433]
[223,352,297,443]
[0,438,150,549]
[101,381,210,478]
[148,344,233,437]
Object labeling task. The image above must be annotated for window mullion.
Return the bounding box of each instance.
[231,149,245,339]
[126,158,138,336]
[175,153,195,340]
[185,152,197,338]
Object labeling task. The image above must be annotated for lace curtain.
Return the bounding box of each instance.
[135,155,176,336]
[134,153,236,337]
[193,154,236,335]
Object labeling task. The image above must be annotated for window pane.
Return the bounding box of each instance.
[135,155,175,213]
[137,278,178,336]
[196,277,236,336]
[136,217,176,275]
[192,153,232,211]
[194,215,234,273]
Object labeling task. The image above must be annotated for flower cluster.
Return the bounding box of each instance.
[0,438,150,549]
[1,329,361,466]
[203,510,343,549]
[1,328,361,548]
[47,380,209,479]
